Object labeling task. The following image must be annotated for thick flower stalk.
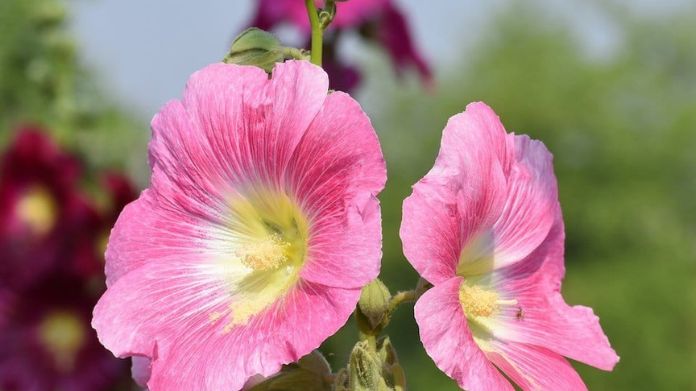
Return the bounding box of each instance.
[92,60,386,390]
[400,102,619,390]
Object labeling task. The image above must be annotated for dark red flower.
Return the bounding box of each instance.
[0,127,137,390]
[360,2,432,84]
[0,127,97,289]
[0,274,128,391]
[248,0,431,92]
[72,172,137,278]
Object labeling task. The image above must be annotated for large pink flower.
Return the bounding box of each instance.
[400,102,618,390]
[92,61,386,390]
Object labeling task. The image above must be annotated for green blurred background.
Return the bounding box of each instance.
[1,0,694,389]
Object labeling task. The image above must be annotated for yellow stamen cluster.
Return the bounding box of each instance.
[239,233,291,271]
[459,284,500,318]
[215,189,310,330]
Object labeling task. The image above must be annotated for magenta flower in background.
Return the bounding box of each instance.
[93,61,386,390]
[71,172,138,279]
[0,274,128,391]
[251,0,390,31]
[0,128,94,289]
[400,103,619,390]
[0,128,136,391]
[249,0,431,92]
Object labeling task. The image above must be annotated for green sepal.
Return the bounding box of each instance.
[348,341,391,391]
[223,28,285,73]
[246,350,333,391]
[357,279,392,334]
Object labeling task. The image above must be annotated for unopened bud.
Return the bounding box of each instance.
[358,279,392,331]
[377,337,407,390]
[224,28,284,73]
[348,341,390,391]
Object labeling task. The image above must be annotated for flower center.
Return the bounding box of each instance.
[37,311,86,372]
[15,186,57,235]
[211,188,310,329]
[459,284,498,317]
[239,233,291,271]
[459,283,517,318]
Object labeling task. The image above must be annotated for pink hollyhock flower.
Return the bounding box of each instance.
[249,0,431,92]
[93,60,386,390]
[400,102,618,390]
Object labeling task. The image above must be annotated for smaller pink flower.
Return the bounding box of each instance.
[92,61,386,391]
[400,102,619,390]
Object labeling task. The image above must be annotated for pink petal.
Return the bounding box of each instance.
[131,356,151,388]
[290,92,386,288]
[488,134,558,268]
[492,214,620,371]
[105,189,207,286]
[486,342,587,391]
[149,61,329,216]
[401,103,509,282]
[400,180,463,284]
[414,278,513,391]
[93,260,359,391]
[401,103,559,282]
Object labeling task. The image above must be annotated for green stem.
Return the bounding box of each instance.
[387,290,416,313]
[386,278,432,314]
[304,0,323,66]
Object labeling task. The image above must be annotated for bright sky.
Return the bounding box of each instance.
[69,0,686,116]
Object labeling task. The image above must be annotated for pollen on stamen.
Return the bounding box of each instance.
[238,233,290,271]
[459,284,517,318]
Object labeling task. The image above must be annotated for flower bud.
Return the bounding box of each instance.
[357,279,392,331]
[377,337,407,390]
[348,341,390,391]
[224,28,285,73]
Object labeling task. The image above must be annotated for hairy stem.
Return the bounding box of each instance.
[387,290,417,313]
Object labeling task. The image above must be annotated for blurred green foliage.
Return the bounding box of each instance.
[1,0,694,389]
[0,0,147,178]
